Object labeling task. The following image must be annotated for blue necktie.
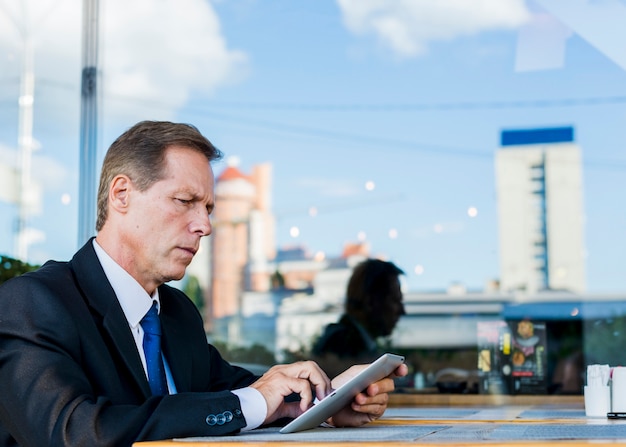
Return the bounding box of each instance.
[140,302,168,396]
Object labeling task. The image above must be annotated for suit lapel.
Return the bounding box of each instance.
[70,239,152,398]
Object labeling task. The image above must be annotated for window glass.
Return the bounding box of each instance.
[0,0,624,395]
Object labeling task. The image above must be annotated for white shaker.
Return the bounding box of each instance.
[612,367,626,412]
[584,385,611,417]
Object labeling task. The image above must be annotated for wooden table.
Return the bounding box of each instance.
[135,394,626,446]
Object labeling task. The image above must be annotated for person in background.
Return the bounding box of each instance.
[0,121,407,447]
[312,259,406,378]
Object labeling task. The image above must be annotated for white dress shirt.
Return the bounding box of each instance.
[92,240,265,430]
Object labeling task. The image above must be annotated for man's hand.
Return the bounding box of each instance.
[250,361,331,424]
[327,362,409,428]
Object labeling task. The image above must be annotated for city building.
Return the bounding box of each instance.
[208,160,276,335]
[183,129,626,397]
[207,158,368,346]
[495,126,586,294]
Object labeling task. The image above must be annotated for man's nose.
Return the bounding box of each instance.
[191,210,212,236]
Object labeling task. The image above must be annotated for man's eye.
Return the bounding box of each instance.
[176,198,191,205]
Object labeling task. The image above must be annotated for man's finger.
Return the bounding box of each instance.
[354,389,389,406]
[352,400,387,417]
[291,361,332,401]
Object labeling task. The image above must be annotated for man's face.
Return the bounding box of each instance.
[122,146,214,292]
[517,321,534,339]
[372,278,405,337]
[384,282,405,335]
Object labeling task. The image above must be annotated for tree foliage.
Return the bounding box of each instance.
[211,340,276,366]
[183,275,204,312]
[0,255,39,285]
[584,317,626,365]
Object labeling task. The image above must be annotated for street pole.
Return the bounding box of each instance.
[77,0,99,246]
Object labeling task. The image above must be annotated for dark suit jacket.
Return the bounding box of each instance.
[0,239,258,446]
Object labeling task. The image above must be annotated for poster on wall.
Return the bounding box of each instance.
[477,320,511,395]
[477,319,548,395]
[508,319,548,395]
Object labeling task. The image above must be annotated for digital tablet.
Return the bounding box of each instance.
[279,352,405,434]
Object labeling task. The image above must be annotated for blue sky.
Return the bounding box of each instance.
[0,0,625,293]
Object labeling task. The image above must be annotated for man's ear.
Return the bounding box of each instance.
[109,175,131,213]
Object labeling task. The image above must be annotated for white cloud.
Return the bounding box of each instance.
[0,143,69,191]
[0,0,248,127]
[0,144,17,167]
[336,0,531,58]
[0,146,18,204]
[31,152,70,191]
[101,0,248,123]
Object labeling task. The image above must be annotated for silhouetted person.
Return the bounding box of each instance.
[312,259,405,377]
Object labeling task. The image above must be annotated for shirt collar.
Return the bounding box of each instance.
[92,239,160,328]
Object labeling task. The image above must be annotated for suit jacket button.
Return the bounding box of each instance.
[224,411,233,422]
[216,413,226,425]
[206,414,217,425]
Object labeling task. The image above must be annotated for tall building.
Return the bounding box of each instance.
[495,126,586,294]
[208,161,275,334]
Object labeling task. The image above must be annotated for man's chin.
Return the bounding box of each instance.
[163,268,188,284]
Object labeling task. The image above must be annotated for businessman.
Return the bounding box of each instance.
[0,121,407,446]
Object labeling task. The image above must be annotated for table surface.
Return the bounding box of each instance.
[134,394,626,447]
